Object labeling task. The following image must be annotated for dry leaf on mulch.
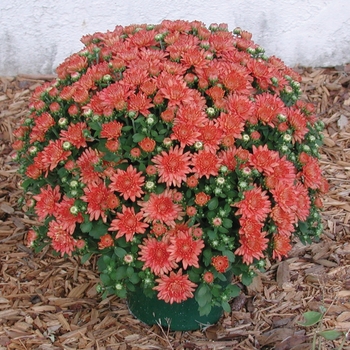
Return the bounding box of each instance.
[0,67,350,349]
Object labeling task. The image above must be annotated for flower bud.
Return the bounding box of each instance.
[70,206,79,215]
[206,107,216,117]
[62,141,72,150]
[242,134,250,142]
[194,141,203,150]
[283,134,292,142]
[70,180,79,188]
[58,118,68,127]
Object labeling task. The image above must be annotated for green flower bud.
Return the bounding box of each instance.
[62,141,72,150]
[70,206,79,215]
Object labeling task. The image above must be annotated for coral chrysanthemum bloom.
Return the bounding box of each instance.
[293,183,311,222]
[270,205,295,236]
[301,157,323,190]
[47,220,76,256]
[81,182,118,222]
[98,234,114,249]
[154,269,197,304]
[235,186,271,222]
[41,139,72,172]
[235,231,268,264]
[211,255,229,273]
[152,146,192,187]
[138,189,184,227]
[169,231,204,269]
[110,165,145,202]
[56,196,84,234]
[60,122,88,148]
[272,234,292,260]
[194,192,211,206]
[100,120,123,140]
[76,148,103,185]
[270,182,298,214]
[139,137,156,153]
[109,205,148,242]
[191,150,221,179]
[138,237,177,275]
[248,145,280,175]
[33,185,61,221]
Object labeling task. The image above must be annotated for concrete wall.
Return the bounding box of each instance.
[0,0,349,76]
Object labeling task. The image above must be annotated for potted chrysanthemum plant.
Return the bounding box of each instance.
[13,20,328,331]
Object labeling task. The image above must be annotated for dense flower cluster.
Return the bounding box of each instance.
[13,20,328,315]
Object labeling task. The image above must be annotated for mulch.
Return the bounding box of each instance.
[0,67,349,350]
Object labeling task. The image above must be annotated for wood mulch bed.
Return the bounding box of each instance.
[0,67,350,349]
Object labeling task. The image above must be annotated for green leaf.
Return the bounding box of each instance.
[132,133,145,142]
[89,220,109,239]
[221,300,231,313]
[129,273,141,284]
[241,273,253,286]
[196,284,209,298]
[222,250,235,262]
[80,221,93,233]
[198,303,212,316]
[80,253,92,264]
[222,218,232,229]
[115,266,127,280]
[114,247,127,259]
[100,273,111,285]
[126,266,134,277]
[298,311,323,327]
[225,284,241,298]
[318,330,343,340]
[207,197,219,211]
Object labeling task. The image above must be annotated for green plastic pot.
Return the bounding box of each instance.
[127,272,233,331]
[127,287,225,331]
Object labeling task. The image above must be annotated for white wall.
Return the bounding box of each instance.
[1,0,349,75]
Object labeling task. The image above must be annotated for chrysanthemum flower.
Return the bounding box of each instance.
[169,231,204,269]
[60,122,88,149]
[270,205,295,236]
[272,234,292,260]
[203,271,214,284]
[248,145,280,175]
[287,109,308,143]
[33,185,61,221]
[270,182,298,214]
[154,269,197,304]
[235,186,271,221]
[211,255,229,273]
[139,137,156,153]
[82,182,118,222]
[100,120,123,140]
[194,192,211,206]
[109,205,148,242]
[198,121,223,153]
[254,93,286,127]
[98,234,114,249]
[138,189,184,227]
[76,148,103,185]
[191,150,221,179]
[152,146,192,187]
[47,220,76,256]
[293,183,311,222]
[40,139,72,172]
[300,157,323,190]
[138,237,177,275]
[235,231,268,264]
[56,196,84,234]
[110,165,145,202]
